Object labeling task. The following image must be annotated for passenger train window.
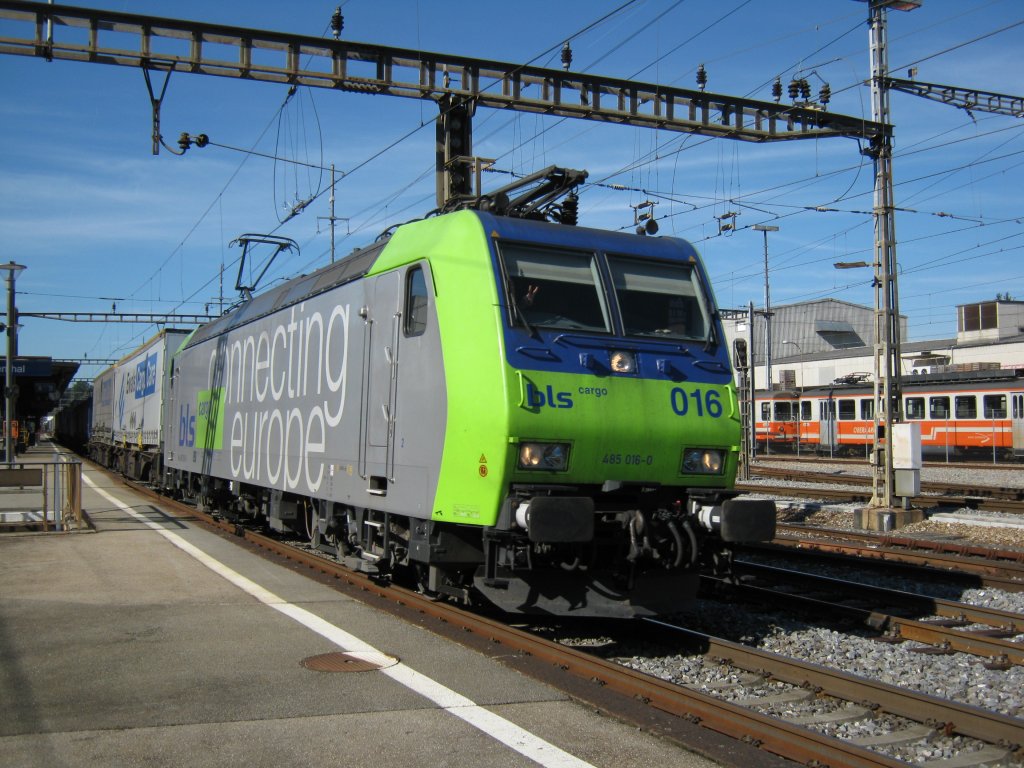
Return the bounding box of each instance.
[930,396,950,419]
[819,401,835,419]
[859,399,874,420]
[502,244,610,333]
[838,399,856,420]
[905,397,925,420]
[760,403,771,420]
[404,266,428,337]
[774,402,794,421]
[606,256,709,341]
[800,401,811,421]
[955,395,977,419]
[984,394,1007,419]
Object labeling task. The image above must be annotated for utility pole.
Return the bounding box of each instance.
[863,0,918,510]
[748,300,757,460]
[0,262,25,465]
[753,224,778,391]
[329,164,336,263]
[317,164,349,263]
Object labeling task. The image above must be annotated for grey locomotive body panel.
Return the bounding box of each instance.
[165,263,447,519]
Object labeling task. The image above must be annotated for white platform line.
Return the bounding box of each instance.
[83,474,596,768]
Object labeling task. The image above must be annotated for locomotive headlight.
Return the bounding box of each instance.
[518,442,570,471]
[681,448,724,475]
[609,350,636,374]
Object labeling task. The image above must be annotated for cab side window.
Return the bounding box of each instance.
[404,266,428,337]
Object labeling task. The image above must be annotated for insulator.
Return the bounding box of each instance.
[177,132,191,152]
[819,83,831,107]
[561,41,572,71]
[788,78,799,100]
[195,133,209,148]
[799,78,811,100]
[560,193,578,226]
[696,64,707,91]
[772,77,782,103]
[330,7,343,39]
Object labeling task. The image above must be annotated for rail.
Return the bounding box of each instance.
[0,458,83,531]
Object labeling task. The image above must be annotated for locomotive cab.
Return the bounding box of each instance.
[443,212,777,615]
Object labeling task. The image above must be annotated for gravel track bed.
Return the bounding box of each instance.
[582,463,1024,765]
[745,459,1024,553]
[600,593,1024,766]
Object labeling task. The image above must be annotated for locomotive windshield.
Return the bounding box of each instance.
[499,242,710,341]
[503,245,612,333]
[607,256,708,341]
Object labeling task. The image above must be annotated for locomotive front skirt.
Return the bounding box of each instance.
[132,209,775,616]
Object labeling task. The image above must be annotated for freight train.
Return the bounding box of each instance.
[82,169,776,617]
[51,395,92,455]
[754,369,1024,460]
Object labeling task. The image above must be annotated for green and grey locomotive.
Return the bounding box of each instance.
[156,171,775,617]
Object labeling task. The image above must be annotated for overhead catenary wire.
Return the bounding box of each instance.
[66,1,1023,364]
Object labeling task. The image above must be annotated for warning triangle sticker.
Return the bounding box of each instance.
[479,454,488,464]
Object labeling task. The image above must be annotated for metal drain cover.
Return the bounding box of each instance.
[300,651,398,672]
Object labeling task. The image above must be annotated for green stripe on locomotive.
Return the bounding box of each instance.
[507,371,740,487]
[367,209,740,528]
[367,211,510,526]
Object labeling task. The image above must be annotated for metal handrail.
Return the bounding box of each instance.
[0,457,83,531]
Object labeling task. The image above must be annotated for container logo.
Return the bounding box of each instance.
[135,353,159,399]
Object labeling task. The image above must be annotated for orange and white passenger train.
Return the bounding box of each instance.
[754,368,1024,460]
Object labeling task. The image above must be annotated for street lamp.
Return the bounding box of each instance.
[0,261,25,465]
[753,224,779,390]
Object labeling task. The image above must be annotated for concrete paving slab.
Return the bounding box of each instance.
[0,449,726,768]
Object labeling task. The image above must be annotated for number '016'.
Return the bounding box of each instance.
[670,388,723,418]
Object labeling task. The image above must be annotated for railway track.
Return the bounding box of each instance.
[744,465,1024,505]
[626,617,1023,767]
[756,525,1024,591]
[719,562,1024,667]
[737,479,1024,515]
[108,470,1024,768]
[756,455,1023,471]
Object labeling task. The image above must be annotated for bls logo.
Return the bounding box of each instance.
[178,404,196,447]
[526,383,573,409]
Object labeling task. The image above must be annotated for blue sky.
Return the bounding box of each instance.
[1,0,1021,382]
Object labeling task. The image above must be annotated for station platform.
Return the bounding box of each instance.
[0,444,727,768]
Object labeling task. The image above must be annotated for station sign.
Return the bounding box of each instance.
[0,357,53,377]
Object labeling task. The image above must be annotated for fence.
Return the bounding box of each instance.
[0,458,83,531]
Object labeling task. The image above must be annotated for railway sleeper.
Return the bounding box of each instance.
[783,702,873,726]
[848,724,935,747]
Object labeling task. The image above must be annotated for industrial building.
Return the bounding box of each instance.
[722,297,1024,390]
